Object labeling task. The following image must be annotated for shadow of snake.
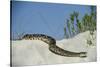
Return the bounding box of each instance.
[22,34,87,58]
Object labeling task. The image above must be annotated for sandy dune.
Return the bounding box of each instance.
[11,31,96,66]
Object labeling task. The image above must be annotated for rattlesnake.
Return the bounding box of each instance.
[22,34,87,58]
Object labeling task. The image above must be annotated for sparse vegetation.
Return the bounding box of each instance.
[64,6,96,47]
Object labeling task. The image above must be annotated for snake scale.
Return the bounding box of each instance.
[22,34,87,58]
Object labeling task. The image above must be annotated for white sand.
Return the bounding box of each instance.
[11,31,97,66]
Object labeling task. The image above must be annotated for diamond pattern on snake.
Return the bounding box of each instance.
[22,34,87,58]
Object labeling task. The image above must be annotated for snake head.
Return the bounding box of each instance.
[79,52,87,58]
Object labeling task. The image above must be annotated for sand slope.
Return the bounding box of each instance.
[11,31,96,66]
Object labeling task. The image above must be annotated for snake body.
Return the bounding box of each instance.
[22,34,87,58]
